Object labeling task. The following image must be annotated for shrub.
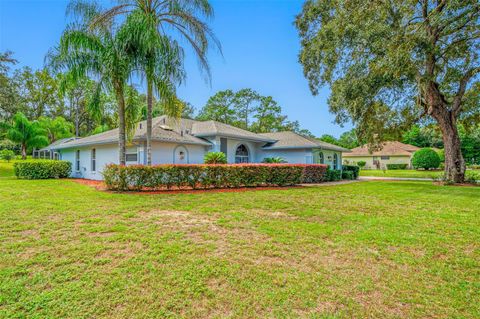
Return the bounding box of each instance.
[465,170,480,185]
[325,169,342,181]
[386,163,408,170]
[301,164,328,183]
[262,157,286,163]
[204,152,227,164]
[14,160,71,179]
[412,148,441,170]
[342,165,359,179]
[0,149,15,162]
[341,171,354,180]
[436,149,445,162]
[357,161,366,169]
[103,164,329,191]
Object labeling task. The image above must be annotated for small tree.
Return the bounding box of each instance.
[412,148,441,170]
[0,149,15,162]
[204,152,227,164]
[5,113,48,159]
[357,161,366,169]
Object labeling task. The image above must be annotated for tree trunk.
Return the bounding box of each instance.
[425,82,466,183]
[146,79,153,166]
[74,96,79,137]
[21,143,27,160]
[436,113,465,183]
[115,85,126,165]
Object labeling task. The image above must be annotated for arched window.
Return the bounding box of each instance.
[235,144,249,163]
[319,152,324,164]
[333,153,338,169]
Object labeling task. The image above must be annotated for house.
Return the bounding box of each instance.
[51,116,350,180]
[32,137,79,160]
[343,141,420,169]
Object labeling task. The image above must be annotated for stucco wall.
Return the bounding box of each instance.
[150,142,207,164]
[256,149,313,164]
[59,144,120,180]
[59,142,207,180]
[343,155,412,169]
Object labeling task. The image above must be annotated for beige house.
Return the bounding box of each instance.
[343,141,420,169]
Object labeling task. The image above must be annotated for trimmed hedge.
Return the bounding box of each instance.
[326,169,342,181]
[103,164,329,191]
[302,164,328,183]
[386,163,408,170]
[14,160,72,179]
[342,165,360,179]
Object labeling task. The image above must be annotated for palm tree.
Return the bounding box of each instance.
[5,113,49,159]
[49,1,134,165]
[88,0,220,165]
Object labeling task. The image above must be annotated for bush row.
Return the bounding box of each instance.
[103,164,331,191]
[386,163,408,170]
[14,160,72,179]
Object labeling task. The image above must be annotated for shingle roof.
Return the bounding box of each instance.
[344,141,420,157]
[39,137,79,151]
[259,131,351,152]
[191,120,276,142]
[54,116,211,149]
[52,116,351,152]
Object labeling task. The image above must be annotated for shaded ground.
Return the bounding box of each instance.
[1,161,479,318]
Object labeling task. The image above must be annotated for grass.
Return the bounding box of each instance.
[359,169,444,178]
[1,161,479,318]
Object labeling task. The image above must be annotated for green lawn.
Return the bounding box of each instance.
[359,169,444,178]
[1,162,479,318]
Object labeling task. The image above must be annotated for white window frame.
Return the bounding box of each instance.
[91,148,96,172]
[333,153,338,169]
[75,150,80,172]
[125,152,138,163]
[235,144,249,163]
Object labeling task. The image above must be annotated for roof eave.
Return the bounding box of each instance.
[195,133,276,143]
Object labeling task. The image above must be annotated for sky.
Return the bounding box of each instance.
[0,0,353,137]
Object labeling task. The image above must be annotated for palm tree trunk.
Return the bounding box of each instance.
[146,79,153,166]
[115,84,127,165]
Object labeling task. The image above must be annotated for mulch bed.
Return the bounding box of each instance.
[68,178,303,194]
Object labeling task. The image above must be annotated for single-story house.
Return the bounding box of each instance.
[33,137,79,160]
[51,116,350,180]
[343,141,420,169]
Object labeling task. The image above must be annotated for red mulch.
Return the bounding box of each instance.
[67,178,303,194]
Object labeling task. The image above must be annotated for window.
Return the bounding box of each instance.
[319,152,324,164]
[126,153,138,162]
[381,156,390,160]
[91,149,96,172]
[75,150,80,172]
[333,153,338,169]
[235,144,249,163]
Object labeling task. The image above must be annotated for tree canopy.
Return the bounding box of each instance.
[296,0,480,182]
[197,88,314,137]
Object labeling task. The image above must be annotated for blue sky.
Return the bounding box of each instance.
[0,0,352,137]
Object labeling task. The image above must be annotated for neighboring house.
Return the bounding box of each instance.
[343,141,420,169]
[51,116,350,180]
